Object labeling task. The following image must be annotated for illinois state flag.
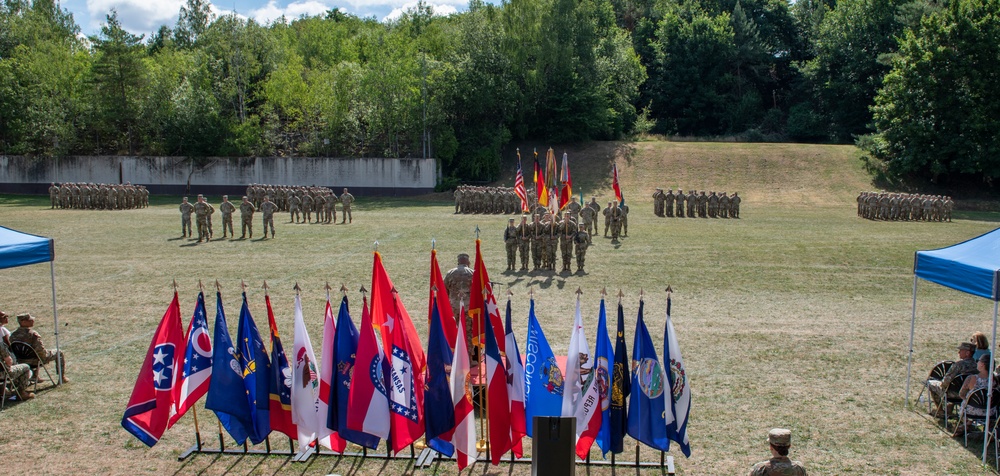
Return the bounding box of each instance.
[484,312,512,465]
[265,294,297,441]
[504,299,527,457]
[450,305,477,470]
[524,299,563,437]
[169,291,212,428]
[663,296,691,457]
[346,290,391,441]
[291,294,331,451]
[626,300,669,451]
[122,291,184,447]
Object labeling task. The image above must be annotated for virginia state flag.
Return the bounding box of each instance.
[122,291,184,447]
[169,291,212,428]
[425,296,455,456]
[329,296,382,449]
[265,294,296,440]
[610,300,630,453]
[626,300,669,451]
[484,312,512,465]
[524,299,563,437]
[429,249,457,350]
[593,298,615,457]
[504,299,527,458]
[236,293,271,445]
[206,292,252,445]
[664,296,691,457]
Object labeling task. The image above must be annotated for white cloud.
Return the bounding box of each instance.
[86,0,185,36]
[382,1,457,22]
[250,0,333,24]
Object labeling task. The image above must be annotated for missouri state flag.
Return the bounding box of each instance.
[122,291,185,447]
[626,299,669,451]
[664,296,691,457]
[169,291,212,428]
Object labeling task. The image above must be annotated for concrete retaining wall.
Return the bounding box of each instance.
[0,156,438,196]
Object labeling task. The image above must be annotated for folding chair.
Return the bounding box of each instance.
[9,342,53,392]
[944,376,970,431]
[955,387,1000,447]
[0,354,26,409]
[920,361,953,412]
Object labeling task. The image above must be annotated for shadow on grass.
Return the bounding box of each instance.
[954,211,1000,223]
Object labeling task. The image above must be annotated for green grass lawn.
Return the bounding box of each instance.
[0,142,998,474]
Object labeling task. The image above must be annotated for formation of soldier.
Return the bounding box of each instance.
[857,191,953,222]
[651,188,741,219]
[48,182,148,210]
[454,185,524,214]
[244,184,355,224]
[179,194,279,241]
[503,213,592,274]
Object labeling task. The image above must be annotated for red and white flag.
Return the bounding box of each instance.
[562,297,589,416]
[484,313,512,465]
[559,152,573,210]
[504,302,526,457]
[469,239,504,350]
[316,297,343,451]
[612,162,622,203]
[450,305,477,470]
[429,248,457,351]
[574,370,603,459]
[169,292,212,428]
[346,286,391,441]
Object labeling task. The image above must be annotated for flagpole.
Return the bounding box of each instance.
[190,280,204,451]
[214,280,226,452]
[636,289,643,468]
[261,280,274,455]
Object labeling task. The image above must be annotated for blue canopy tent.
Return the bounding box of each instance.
[906,227,1000,463]
[0,226,61,385]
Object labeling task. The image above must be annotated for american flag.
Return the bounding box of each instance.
[514,151,528,212]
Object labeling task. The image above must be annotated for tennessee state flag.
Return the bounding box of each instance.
[122,291,185,447]
[264,293,297,440]
[484,312,512,465]
[469,239,504,350]
[429,248,457,350]
[371,251,426,454]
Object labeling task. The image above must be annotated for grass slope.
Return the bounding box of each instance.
[0,142,997,475]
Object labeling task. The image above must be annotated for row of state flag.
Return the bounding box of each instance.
[122,246,688,468]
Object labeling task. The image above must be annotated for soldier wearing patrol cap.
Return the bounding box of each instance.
[504,218,518,271]
[748,428,806,476]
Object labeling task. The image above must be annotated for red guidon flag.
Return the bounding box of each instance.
[612,162,622,203]
[429,248,457,350]
[469,239,504,351]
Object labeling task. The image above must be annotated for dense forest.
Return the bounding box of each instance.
[1,0,998,187]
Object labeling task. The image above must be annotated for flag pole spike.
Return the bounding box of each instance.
[293,282,301,294]
[431,238,436,250]
[240,279,247,293]
[340,283,348,296]
[529,286,534,299]
[475,225,480,240]
[215,279,221,292]
[639,288,644,302]
[666,285,673,295]
[359,285,368,296]
[576,286,582,296]
[373,240,379,252]
[262,280,269,296]
[174,279,180,293]
[601,286,606,297]
[196,279,202,293]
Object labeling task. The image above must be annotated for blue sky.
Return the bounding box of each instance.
[61,0,470,37]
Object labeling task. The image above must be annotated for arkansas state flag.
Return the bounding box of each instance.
[524,299,563,437]
[484,312,512,465]
[429,248,457,351]
[504,299,526,457]
[346,290,391,440]
[469,239,504,350]
[264,294,297,441]
[664,296,691,457]
[329,296,382,449]
[169,291,212,428]
[450,305,477,470]
[315,297,342,451]
[122,291,184,447]
[626,300,669,451]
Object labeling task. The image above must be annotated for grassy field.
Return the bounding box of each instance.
[1,141,998,475]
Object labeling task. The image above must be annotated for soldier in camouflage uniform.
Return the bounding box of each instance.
[708,191,719,218]
[620,201,629,237]
[579,204,596,238]
[603,202,613,237]
[697,191,708,218]
[260,195,277,238]
[560,214,575,272]
[609,201,623,244]
[301,192,314,224]
[504,218,518,271]
[587,197,601,235]
[517,215,531,271]
[665,189,675,217]
[288,192,301,223]
[240,196,255,239]
[531,214,544,270]
[747,429,806,476]
[454,187,463,214]
[574,223,591,273]
[652,188,664,217]
[675,189,685,218]
[719,192,730,218]
[194,195,211,242]
[341,188,355,223]
[49,183,59,209]
[545,218,559,271]
[219,195,236,238]
[444,254,474,340]
[179,197,194,237]
[687,190,697,218]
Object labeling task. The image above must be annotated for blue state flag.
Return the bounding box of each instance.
[524,299,564,437]
[626,300,669,451]
[610,300,630,453]
[425,297,456,456]
[328,296,382,449]
[593,298,615,457]
[237,292,271,445]
[205,292,251,445]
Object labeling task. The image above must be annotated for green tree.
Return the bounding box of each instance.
[174,0,214,48]
[90,11,147,154]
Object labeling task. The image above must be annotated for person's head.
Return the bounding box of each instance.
[0,311,8,326]
[197,194,205,203]
[979,353,993,372]
[343,188,349,194]
[508,218,515,226]
[960,342,976,359]
[183,197,189,203]
[264,195,271,202]
[972,332,989,350]
[457,253,470,266]
[767,428,792,456]
[521,215,527,224]
[242,196,249,203]
[16,313,34,328]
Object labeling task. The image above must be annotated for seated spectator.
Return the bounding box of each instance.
[0,311,10,346]
[0,341,34,400]
[972,332,990,361]
[954,353,997,437]
[10,313,67,383]
[928,342,978,415]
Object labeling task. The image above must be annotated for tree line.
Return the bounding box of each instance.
[1,0,997,187]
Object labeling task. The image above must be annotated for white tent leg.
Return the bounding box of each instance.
[905,275,918,409]
[983,300,999,464]
[50,260,61,386]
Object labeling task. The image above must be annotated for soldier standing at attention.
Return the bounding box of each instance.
[610,200,623,244]
[665,189,675,217]
[444,253,475,339]
[180,197,194,238]
[574,223,591,273]
[240,196,256,239]
[206,201,216,240]
[579,203,596,238]
[603,201,613,237]
[517,215,531,271]
[732,192,741,218]
[194,195,210,242]
[586,197,601,235]
[546,218,559,271]
[560,214,575,272]
[697,191,708,218]
[708,191,719,218]
[260,195,277,238]
[314,193,326,224]
[748,428,807,476]
[652,188,664,217]
[620,201,630,237]
[687,190,697,218]
[531,214,544,271]
[301,192,314,224]
[504,218,518,271]
[675,189,685,218]
[220,195,236,238]
[341,188,355,223]
[49,183,59,209]
[288,191,301,223]
[566,199,582,223]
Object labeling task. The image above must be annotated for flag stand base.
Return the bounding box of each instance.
[414,450,674,473]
